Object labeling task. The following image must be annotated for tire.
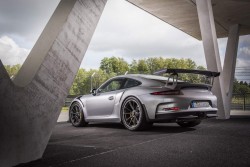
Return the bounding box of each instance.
[177,120,201,128]
[69,102,88,127]
[121,97,151,131]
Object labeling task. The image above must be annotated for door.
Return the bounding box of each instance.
[86,78,126,117]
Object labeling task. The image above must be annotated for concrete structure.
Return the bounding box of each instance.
[0,0,107,166]
[222,24,240,117]
[0,0,249,166]
[127,0,250,119]
[127,0,250,39]
[196,0,228,119]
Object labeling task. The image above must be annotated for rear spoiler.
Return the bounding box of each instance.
[153,69,220,77]
[153,68,220,89]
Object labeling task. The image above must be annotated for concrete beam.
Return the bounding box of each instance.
[0,0,107,166]
[222,24,240,116]
[196,0,229,119]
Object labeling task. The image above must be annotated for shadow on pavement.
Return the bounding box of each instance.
[87,122,196,134]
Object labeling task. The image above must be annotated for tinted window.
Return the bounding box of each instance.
[99,78,125,93]
[124,79,141,88]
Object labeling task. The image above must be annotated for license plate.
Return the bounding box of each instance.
[191,101,210,108]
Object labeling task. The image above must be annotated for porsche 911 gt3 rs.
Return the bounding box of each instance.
[69,69,219,131]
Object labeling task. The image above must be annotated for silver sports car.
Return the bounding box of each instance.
[69,69,219,131]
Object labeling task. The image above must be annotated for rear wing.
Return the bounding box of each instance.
[153,69,220,77]
[153,68,220,88]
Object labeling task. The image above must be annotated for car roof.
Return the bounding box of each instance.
[113,74,169,86]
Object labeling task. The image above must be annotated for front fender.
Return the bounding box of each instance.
[69,97,88,122]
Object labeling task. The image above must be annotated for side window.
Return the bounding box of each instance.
[99,78,125,93]
[124,79,141,88]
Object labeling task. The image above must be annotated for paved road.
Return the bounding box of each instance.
[57,109,250,122]
[19,116,250,167]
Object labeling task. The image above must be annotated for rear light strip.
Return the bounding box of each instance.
[150,90,180,95]
[163,107,180,111]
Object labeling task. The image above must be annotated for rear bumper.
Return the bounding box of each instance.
[153,110,217,123]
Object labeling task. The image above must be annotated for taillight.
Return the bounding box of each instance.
[163,107,180,111]
[150,90,180,95]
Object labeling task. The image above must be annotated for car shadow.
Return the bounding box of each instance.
[87,122,124,129]
[147,124,196,134]
[86,122,196,134]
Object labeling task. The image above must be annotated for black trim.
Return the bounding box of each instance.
[154,110,217,122]
[143,103,217,123]
[76,95,83,100]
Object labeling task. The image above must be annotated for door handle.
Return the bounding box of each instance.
[108,96,114,100]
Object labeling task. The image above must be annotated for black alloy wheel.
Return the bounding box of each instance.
[121,97,151,131]
[69,102,88,127]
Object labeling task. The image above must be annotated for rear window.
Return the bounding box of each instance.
[124,79,141,88]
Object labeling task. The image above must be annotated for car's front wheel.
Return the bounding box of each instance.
[121,97,151,131]
[69,102,88,127]
[177,120,201,128]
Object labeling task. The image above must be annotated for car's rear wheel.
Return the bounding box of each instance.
[69,102,88,127]
[177,120,201,127]
[121,97,151,131]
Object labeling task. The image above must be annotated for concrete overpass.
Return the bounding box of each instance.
[0,0,250,166]
[128,0,250,39]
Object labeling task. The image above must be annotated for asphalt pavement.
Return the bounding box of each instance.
[18,116,250,167]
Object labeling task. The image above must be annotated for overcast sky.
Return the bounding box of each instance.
[0,0,249,79]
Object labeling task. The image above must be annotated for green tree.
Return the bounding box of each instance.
[69,68,117,95]
[69,68,87,95]
[137,59,149,74]
[55,57,210,95]
[129,60,138,74]
[238,84,250,95]
[146,57,166,74]
[100,57,129,74]
[4,64,21,78]
[186,59,197,69]
[197,66,206,70]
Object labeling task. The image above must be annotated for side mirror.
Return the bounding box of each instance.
[91,88,97,96]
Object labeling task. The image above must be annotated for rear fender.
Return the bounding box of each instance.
[118,90,148,121]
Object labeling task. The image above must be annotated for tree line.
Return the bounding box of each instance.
[4,57,250,95]
[71,57,206,95]
[233,79,250,95]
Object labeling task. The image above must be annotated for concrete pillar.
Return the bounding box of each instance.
[222,24,240,115]
[196,0,229,119]
[0,0,107,166]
